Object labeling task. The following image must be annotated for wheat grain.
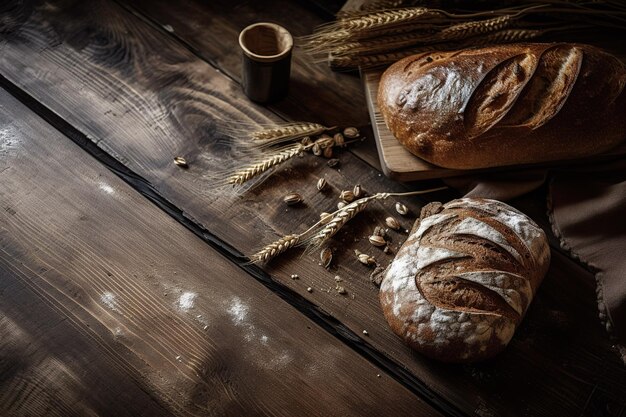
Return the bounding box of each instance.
[336,0,408,18]
[228,143,304,186]
[302,2,603,69]
[471,28,545,44]
[249,187,448,263]
[435,15,513,42]
[250,234,300,263]
[308,197,374,248]
[338,8,440,32]
[251,122,329,146]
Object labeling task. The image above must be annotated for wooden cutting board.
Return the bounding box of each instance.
[363,69,626,181]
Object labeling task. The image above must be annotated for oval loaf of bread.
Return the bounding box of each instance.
[377,43,626,169]
[379,198,550,362]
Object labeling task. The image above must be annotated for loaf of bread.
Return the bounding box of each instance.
[377,43,626,169]
[379,198,550,362]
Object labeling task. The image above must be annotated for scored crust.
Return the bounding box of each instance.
[379,198,550,362]
[377,43,626,169]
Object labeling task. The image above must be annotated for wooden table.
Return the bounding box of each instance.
[0,1,624,416]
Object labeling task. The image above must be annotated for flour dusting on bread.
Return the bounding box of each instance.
[378,43,626,169]
[380,198,550,362]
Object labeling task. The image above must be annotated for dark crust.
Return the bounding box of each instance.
[377,43,626,169]
[379,198,550,362]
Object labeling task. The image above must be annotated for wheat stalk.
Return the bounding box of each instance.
[471,28,545,44]
[250,234,301,264]
[435,14,513,42]
[249,187,448,263]
[337,8,441,32]
[227,143,305,186]
[251,122,330,145]
[304,1,626,70]
[306,187,448,249]
[336,0,409,18]
[307,197,375,249]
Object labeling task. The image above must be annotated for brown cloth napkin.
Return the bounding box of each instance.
[446,160,626,363]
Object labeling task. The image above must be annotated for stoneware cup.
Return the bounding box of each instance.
[238,22,293,103]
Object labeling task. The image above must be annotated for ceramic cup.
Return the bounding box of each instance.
[238,22,293,103]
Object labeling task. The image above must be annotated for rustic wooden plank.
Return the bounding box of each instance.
[0,87,440,416]
[1,1,624,416]
[120,0,381,169]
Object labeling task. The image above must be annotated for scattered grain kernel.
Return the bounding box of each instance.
[327,158,340,168]
[395,202,408,215]
[316,178,327,191]
[320,247,333,269]
[343,127,360,138]
[284,192,303,206]
[385,216,400,230]
[333,132,345,147]
[353,184,362,198]
[340,190,355,203]
[307,287,313,293]
[358,253,376,266]
[368,235,386,247]
[173,156,188,168]
[362,330,369,336]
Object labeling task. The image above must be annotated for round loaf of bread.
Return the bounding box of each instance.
[379,198,550,362]
[377,43,626,169]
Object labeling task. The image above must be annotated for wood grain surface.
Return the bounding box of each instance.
[0,1,624,416]
[0,87,442,417]
[120,0,381,169]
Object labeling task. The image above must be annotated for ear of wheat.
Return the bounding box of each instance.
[250,234,301,264]
[224,121,333,148]
[251,122,331,146]
[227,143,305,186]
[249,187,448,263]
[303,1,626,70]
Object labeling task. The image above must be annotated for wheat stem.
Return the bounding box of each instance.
[307,186,448,248]
[249,186,447,263]
[304,2,626,70]
[308,197,375,248]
